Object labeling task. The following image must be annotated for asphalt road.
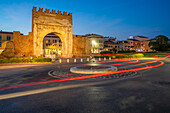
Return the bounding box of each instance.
[0,58,170,113]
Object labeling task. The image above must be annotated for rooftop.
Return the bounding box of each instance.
[85,34,104,38]
[0,30,23,35]
[127,39,139,41]
[0,31,13,34]
[134,36,149,39]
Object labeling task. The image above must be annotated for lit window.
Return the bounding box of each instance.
[46,40,48,43]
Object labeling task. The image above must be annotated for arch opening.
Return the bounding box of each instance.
[43,33,62,58]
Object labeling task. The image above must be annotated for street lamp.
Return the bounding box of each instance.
[92,40,96,53]
[92,40,96,45]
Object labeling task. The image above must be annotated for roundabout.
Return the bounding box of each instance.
[70,65,118,74]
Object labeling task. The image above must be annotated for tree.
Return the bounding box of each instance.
[149,35,169,51]
[112,48,117,53]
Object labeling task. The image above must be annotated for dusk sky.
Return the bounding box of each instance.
[0,0,170,40]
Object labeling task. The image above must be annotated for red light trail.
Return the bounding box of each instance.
[0,55,169,91]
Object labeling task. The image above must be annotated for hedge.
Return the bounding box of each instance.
[115,54,144,58]
[0,57,52,64]
[93,55,113,58]
[143,52,169,57]
[93,53,144,58]
[118,50,136,53]
[100,51,113,54]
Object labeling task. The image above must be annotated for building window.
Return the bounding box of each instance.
[0,35,1,40]
[99,44,103,47]
[7,36,11,41]
[46,40,48,44]
[0,42,1,47]
[99,40,103,43]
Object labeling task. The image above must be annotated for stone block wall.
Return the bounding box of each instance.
[1,41,15,58]
[13,31,33,57]
[73,35,91,56]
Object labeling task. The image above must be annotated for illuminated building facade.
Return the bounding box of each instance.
[0,31,13,54]
[85,34,104,53]
[43,33,62,56]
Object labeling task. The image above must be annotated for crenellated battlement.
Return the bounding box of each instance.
[32,6,72,17]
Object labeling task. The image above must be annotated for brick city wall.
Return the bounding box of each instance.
[13,31,33,57]
[73,35,91,56]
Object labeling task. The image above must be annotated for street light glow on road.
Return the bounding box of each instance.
[0,55,169,91]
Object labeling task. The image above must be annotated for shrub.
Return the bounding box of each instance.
[33,57,52,62]
[112,56,116,58]
[100,51,113,54]
[115,53,144,58]
[115,55,129,58]
[93,55,113,58]
[143,52,169,57]
[93,53,144,59]
[118,50,136,53]
[129,53,144,58]
[0,57,52,64]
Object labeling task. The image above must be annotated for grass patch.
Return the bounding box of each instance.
[143,52,169,57]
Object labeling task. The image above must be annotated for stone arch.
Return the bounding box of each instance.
[42,32,63,56]
[32,7,73,58]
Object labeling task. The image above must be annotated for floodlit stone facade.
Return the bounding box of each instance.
[32,7,73,58]
[1,6,92,58]
[73,35,91,56]
[13,31,33,57]
[0,31,13,54]
[85,34,104,53]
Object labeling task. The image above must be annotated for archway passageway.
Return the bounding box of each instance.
[43,33,62,57]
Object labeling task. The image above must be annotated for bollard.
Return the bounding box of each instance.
[74,59,76,62]
[99,58,101,61]
[81,58,83,62]
[87,58,89,61]
[104,57,106,61]
[59,59,62,63]
[109,57,111,60]
[67,59,69,63]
